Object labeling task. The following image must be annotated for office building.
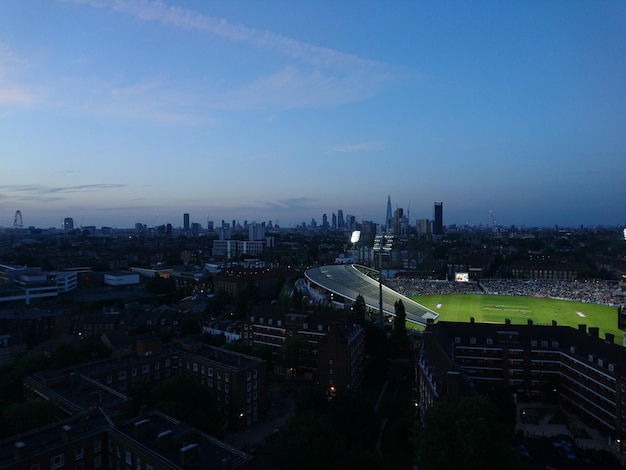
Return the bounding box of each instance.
[63,217,74,231]
[183,213,190,231]
[433,202,443,235]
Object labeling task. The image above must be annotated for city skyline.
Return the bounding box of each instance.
[1,1,625,229]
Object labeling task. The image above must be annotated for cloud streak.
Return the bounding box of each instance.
[331,142,385,153]
[61,0,395,113]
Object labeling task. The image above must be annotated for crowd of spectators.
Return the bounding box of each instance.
[385,278,482,296]
[385,277,625,307]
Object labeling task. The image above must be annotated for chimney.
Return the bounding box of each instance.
[133,418,151,439]
[470,317,474,324]
[588,326,599,338]
[180,443,199,466]
[551,320,557,327]
[157,429,172,449]
[14,441,25,462]
[62,424,72,442]
[505,318,511,325]
[527,318,533,326]
[578,324,587,334]
[605,332,615,344]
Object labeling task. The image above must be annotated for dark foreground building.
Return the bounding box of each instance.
[418,319,626,452]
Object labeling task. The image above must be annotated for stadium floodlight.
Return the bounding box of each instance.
[351,230,361,244]
[373,232,394,327]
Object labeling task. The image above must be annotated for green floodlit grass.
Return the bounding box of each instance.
[410,294,624,344]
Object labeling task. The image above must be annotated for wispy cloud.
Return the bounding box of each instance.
[94,0,383,71]
[62,0,395,112]
[0,183,127,200]
[331,141,385,153]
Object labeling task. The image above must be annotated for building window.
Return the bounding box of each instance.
[125,450,132,465]
[531,340,537,347]
[93,440,101,453]
[455,336,461,343]
[75,447,84,460]
[225,373,230,383]
[142,365,150,374]
[193,363,198,372]
[470,337,476,344]
[154,362,160,370]
[51,454,65,469]
[119,381,127,392]
[165,359,171,367]
[246,372,251,381]
[201,365,205,374]
[132,368,137,377]
[541,340,548,347]
[225,384,230,394]
[208,368,213,377]
[118,371,127,381]
[94,456,102,469]
[253,369,258,379]
[486,338,493,345]
[106,375,112,385]
[217,370,221,380]
[552,341,559,348]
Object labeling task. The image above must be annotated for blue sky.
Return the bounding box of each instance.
[1,1,624,229]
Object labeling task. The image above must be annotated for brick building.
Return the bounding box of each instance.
[417,318,626,451]
[242,305,365,392]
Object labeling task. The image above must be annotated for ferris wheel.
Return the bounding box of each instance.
[13,210,23,229]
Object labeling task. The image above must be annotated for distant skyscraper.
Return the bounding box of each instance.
[338,210,344,229]
[332,213,337,230]
[322,213,328,229]
[433,202,443,235]
[183,213,190,231]
[385,195,393,232]
[63,217,74,231]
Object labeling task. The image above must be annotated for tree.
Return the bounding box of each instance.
[415,396,524,470]
[271,411,345,470]
[0,399,59,438]
[390,299,409,354]
[353,294,366,325]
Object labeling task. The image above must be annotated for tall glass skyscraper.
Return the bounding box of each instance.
[385,195,393,232]
[433,202,443,235]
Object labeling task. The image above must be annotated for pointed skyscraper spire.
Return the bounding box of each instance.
[386,195,393,232]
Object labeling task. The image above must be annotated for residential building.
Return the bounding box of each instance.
[242,305,365,392]
[417,318,626,451]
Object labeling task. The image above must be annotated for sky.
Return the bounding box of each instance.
[1,1,625,230]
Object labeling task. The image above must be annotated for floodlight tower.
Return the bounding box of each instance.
[350,230,361,263]
[373,232,394,328]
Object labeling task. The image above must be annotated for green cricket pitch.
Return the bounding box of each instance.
[410,294,623,343]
